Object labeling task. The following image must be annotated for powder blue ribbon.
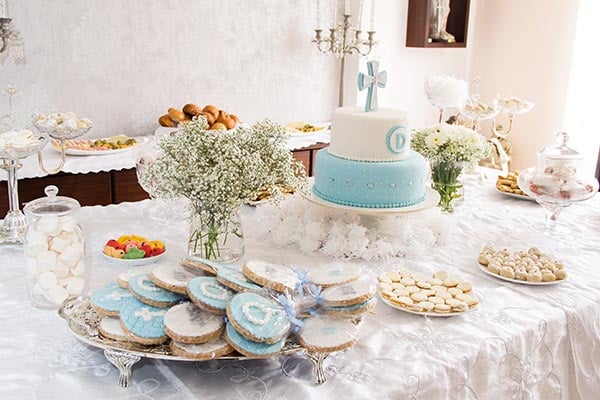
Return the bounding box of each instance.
[294,269,311,295]
[276,294,304,333]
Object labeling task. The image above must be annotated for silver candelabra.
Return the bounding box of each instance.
[312,14,377,106]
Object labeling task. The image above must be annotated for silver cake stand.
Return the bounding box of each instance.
[58,297,330,387]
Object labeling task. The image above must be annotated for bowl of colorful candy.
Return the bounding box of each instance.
[102,234,167,266]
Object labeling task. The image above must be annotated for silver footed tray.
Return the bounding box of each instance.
[58,296,329,387]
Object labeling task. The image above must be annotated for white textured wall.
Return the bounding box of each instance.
[0,0,339,136]
[468,0,580,170]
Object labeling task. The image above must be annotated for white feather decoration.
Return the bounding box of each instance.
[245,195,451,261]
[424,75,469,109]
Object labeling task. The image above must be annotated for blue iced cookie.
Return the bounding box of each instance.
[119,297,168,344]
[91,282,134,316]
[217,266,262,292]
[226,292,290,344]
[319,297,377,317]
[224,322,285,358]
[129,273,184,308]
[187,276,236,314]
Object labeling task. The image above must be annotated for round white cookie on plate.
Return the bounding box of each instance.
[150,264,202,295]
[242,260,299,292]
[170,337,233,360]
[320,280,375,307]
[298,315,358,353]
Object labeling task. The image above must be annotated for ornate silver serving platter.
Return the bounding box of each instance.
[58,296,328,387]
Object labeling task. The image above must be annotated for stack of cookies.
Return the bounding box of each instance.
[378,269,479,315]
[88,258,373,359]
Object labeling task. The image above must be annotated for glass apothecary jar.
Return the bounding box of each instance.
[23,185,88,309]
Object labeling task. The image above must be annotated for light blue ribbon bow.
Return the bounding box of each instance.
[276,294,304,333]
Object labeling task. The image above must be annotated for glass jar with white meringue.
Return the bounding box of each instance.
[23,185,88,309]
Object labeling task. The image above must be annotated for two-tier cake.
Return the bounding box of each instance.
[312,106,428,209]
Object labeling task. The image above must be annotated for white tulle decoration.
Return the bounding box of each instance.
[424,75,469,109]
[244,195,451,261]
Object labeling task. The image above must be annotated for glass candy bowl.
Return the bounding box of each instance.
[517,132,598,235]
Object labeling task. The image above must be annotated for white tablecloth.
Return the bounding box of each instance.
[1,179,599,399]
[0,132,331,182]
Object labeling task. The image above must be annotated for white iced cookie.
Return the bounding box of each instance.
[308,262,361,288]
[242,260,299,292]
[151,265,200,294]
[320,280,374,307]
[170,337,233,360]
[98,317,133,342]
[163,302,224,344]
[298,315,358,353]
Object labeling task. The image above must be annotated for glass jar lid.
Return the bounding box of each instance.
[24,185,81,217]
[537,132,583,161]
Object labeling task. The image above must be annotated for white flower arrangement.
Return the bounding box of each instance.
[411,123,490,163]
[139,117,306,258]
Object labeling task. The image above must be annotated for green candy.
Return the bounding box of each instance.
[123,247,146,259]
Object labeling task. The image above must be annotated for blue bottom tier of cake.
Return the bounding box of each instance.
[312,149,428,208]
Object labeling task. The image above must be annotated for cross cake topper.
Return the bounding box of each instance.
[358,60,387,112]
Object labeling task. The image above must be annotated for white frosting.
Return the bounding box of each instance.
[171,337,230,355]
[328,107,410,162]
[99,317,131,340]
[199,281,234,300]
[321,280,373,303]
[152,265,198,287]
[244,260,299,290]
[242,302,283,326]
[299,316,358,350]
[308,262,361,287]
[164,303,223,337]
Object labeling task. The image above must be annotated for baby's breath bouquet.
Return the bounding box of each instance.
[412,123,490,211]
[140,117,306,261]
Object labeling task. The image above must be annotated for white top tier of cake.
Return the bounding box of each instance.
[328,107,411,162]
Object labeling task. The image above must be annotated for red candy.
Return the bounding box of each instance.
[140,244,153,257]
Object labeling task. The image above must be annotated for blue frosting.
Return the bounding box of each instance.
[217,267,262,292]
[120,297,167,339]
[188,276,235,311]
[312,149,427,208]
[320,297,376,313]
[228,292,290,341]
[91,282,134,313]
[129,273,184,304]
[225,322,284,356]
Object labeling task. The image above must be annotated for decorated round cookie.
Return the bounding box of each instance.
[217,267,262,292]
[187,276,235,314]
[150,265,201,295]
[117,270,138,289]
[226,292,290,344]
[320,280,375,307]
[319,297,377,317]
[163,302,224,344]
[307,262,361,288]
[128,273,184,308]
[170,337,233,360]
[180,257,224,275]
[119,297,169,344]
[242,260,299,292]
[224,322,285,358]
[98,316,133,342]
[298,315,358,353]
[91,282,134,316]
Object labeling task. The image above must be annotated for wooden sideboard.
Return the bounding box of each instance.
[0,143,328,215]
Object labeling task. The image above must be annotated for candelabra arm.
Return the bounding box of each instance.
[38,140,66,175]
[492,115,514,138]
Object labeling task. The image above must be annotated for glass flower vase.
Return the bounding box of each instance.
[188,207,244,262]
[430,160,466,212]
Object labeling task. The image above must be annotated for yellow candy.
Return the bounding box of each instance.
[149,240,164,250]
[117,235,132,244]
[131,234,149,243]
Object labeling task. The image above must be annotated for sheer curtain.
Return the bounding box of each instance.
[563,0,600,176]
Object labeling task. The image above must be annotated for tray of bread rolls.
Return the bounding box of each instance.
[495,170,534,201]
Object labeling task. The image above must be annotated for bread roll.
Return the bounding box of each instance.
[216,110,230,124]
[202,105,219,119]
[199,111,216,125]
[222,116,236,130]
[230,114,240,123]
[159,114,176,127]
[168,108,187,122]
[183,103,202,117]
[210,122,227,131]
